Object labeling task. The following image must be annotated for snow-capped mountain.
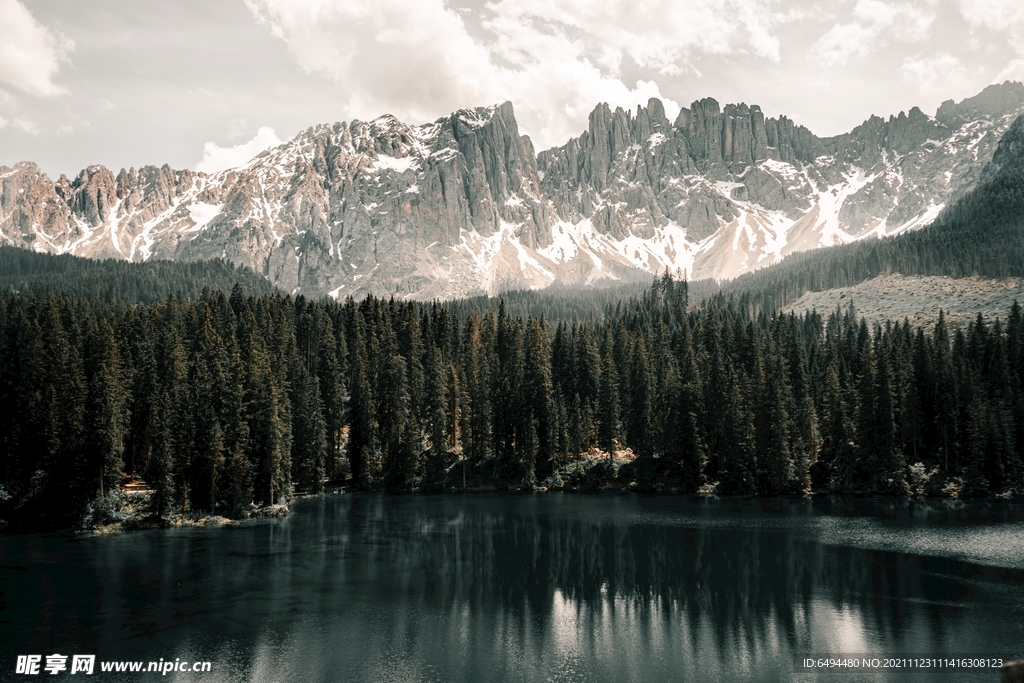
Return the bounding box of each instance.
[3,83,1024,299]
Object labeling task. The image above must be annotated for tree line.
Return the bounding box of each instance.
[1,272,1022,530]
[0,246,278,307]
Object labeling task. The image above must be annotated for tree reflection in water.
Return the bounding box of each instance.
[3,494,1023,682]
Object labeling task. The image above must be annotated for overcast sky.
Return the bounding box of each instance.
[2,0,1024,177]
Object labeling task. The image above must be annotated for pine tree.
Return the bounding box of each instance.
[666,320,703,490]
[816,363,857,492]
[525,316,555,482]
[986,321,1021,491]
[494,305,529,485]
[243,322,292,507]
[872,347,908,494]
[756,334,796,494]
[151,323,189,517]
[425,345,450,460]
[84,318,128,502]
[219,316,251,516]
[906,328,931,466]
[40,298,89,524]
[850,321,878,490]
[346,311,378,488]
[932,311,957,474]
[122,308,158,481]
[380,352,417,490]
[0,303,45,511]
[461,314,492,471]
[626,335,654,458]
[784,319,817,492]
[718,368,757,495]
[302,302,346,482]
[597,329,621,461]
[291,364,328,494]
[572,323,601,450]
[189,310,229,511]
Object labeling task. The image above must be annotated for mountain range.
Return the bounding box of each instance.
[3,82,1024,299]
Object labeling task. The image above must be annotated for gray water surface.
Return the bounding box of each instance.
[2,494,1023,682]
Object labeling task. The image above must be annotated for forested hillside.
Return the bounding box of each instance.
[5,113,1024,532]
[2,273,1021,531]
[0,247,279,305]
[712,114,1024,314]
[442,278,721,324]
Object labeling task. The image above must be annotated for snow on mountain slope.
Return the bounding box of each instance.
[2,83,1024,299]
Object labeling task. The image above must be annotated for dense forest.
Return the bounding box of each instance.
[443,278,722,323]
[1,269,1022,530]
[4,115,1024,532]
[0,246,278,306]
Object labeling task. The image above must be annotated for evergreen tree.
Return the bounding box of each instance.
[717,368,757,495]
[665,320,703,490]
[756,334,796,494]
[291,366,328,494]
[346,317,378,488]
[816,363,857,492]
[526,317,555,481]
[379,349,417,490]
[151,323,189,517]
[242,321,292,507]
[597,330,621,460]
[626,335,654,458]
[932,312,957,473]
[84,318,128,501]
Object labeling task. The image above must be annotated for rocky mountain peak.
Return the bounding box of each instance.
[3,85,1024,300]
[936,81,1024,128]
[982,112,1024,180]
[68,165,118,227]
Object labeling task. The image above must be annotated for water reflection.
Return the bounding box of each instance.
[2,494,1023,682]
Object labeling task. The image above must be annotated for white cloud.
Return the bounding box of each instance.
[246,0,501,125]
[13,118,39,134]
[959,0,1024,35]
[958,0,1024,82]
[487,0,786,72]
[56,112,90,136]
[244,0,792,150]
[994,58,1024,82]
[0,114,7,129]
[902,52,968,92]
[196,126,283,173]
[226,118,250,141]
[0,0,72,97]
[812,22,877,64]
[811,0,935,65]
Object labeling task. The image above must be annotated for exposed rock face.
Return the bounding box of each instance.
[535,82,1024,282]
[2,104,563,299]
[3,83,1024,299]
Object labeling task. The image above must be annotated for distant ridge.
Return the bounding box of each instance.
[708,112,1024,313]
[2,82,1024,299]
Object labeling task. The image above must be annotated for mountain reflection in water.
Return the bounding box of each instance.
[2,494,1023,682]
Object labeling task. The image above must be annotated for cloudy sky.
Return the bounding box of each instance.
[2,0,1024,177]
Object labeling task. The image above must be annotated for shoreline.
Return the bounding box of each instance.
[2,478,1020,537]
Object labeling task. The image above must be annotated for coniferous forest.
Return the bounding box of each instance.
[5,114,1024,532]
[2,264,1023,531]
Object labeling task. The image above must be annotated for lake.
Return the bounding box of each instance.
[2,494,1023,682]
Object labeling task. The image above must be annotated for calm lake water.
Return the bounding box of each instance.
[2,494,1024,682]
